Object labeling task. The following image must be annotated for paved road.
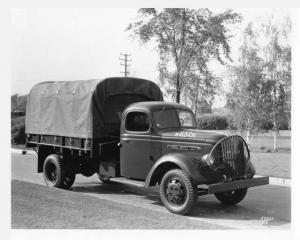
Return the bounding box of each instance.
[11,153,291,229]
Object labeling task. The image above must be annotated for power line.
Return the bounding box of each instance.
[119,53,131,77]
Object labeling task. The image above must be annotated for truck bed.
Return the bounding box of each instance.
[27,134,92,152]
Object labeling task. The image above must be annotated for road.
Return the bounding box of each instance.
[11,153,291,229]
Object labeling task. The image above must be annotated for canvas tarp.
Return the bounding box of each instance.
[25,77,163,138]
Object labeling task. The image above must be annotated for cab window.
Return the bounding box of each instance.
[125,112,150,132]
[177,110,196,127]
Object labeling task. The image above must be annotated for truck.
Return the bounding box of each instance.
[25,77,269,215]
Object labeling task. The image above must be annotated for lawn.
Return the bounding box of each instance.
[248,135,290,152]
[251,152,291,179]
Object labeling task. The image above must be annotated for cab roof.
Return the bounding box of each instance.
[125,101,192,112]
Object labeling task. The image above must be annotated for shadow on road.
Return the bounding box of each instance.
[71,181,290,227]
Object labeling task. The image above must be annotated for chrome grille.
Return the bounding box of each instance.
[210,136,249,178]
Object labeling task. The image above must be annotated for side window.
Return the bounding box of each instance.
[125,112,150,132]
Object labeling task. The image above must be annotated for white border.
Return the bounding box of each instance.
[2,1,300,240]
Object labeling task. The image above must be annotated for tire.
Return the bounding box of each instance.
[214,188,248,205]
[63,172,76,189]
[97,173,111,183]
[160,169,198,215]
[43,154,75,189]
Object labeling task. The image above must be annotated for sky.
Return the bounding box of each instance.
[11,8,290,107]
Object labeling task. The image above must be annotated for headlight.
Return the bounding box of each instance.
[201,154,209,161]
[201,154,214,166]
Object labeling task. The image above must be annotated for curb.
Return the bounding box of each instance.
[255,175,291,186]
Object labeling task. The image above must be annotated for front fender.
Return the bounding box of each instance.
[145,152,210,188]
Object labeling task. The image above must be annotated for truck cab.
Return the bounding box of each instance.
[120,101,222,180]
[97,101,268,215]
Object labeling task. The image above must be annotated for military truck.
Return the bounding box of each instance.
[26,77,269,215]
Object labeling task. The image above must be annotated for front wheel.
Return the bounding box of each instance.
[160,169,198,215]
[214,188,248,205]
[96,173,111,183]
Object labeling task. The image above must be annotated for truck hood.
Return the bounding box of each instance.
[157,129,227,144]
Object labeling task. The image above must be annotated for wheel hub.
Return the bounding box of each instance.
[46,163,57,182]
[165,178,186,205]
[224,190,236,196]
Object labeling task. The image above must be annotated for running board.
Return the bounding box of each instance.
[109,177,145,188]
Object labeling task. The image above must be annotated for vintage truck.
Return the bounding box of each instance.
[25,77,269,215]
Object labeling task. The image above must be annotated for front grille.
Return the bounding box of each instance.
[210,136,249,178]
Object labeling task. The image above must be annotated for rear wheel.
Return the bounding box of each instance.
[214,188,248,205]
[43,154,75,189]
[160,169,197,215]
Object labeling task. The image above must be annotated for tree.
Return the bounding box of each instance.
[226,14,291,151]
[185,67,220,118]
[127,8,241,103]
[259,14,291,151]
[226,23,266,142]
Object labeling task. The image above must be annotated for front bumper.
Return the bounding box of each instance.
[197,176,269,195]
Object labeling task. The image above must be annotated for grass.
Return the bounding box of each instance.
[12,144,31,151]
[251,152,291,179]
[248,136,290,152]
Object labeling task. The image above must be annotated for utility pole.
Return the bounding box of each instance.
[119,53,131,77]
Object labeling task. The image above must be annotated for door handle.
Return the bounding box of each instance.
[124,140,130,143]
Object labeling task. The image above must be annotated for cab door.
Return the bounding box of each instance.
[120,110,156,180]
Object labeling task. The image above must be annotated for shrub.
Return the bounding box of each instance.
[197,114,228,130]
[11,116,26,144]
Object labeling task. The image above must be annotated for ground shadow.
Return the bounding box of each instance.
[71,181,290,227]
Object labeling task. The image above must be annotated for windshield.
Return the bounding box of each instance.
[153,108,196,129]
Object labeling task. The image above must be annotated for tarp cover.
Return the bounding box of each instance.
[25,77,163,138]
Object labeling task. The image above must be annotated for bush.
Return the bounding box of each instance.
[259,120,290,130]
[197,114,228,130]
[260,121,274,130]
[11,116,26,144]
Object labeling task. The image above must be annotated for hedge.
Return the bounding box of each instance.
[197,114,228,130]
[11,116,26,144]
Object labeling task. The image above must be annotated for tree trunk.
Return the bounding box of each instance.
[246,130,250,144]
[273,132,278,152]
[272,96,278,152]
[176,72,181,103]
[194,78,200,119]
